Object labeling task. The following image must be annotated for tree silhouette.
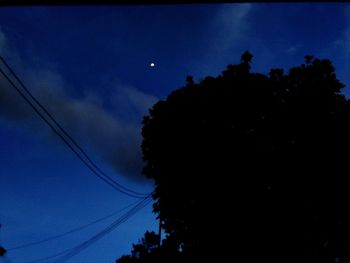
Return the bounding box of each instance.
[0,246,6,256]
[117,52,350,263]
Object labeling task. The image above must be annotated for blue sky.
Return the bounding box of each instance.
[1,3,350,263]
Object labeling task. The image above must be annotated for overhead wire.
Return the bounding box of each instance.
[53,196,152,263]
[24,247,75,263]
[0,65,142,198]
[0,55,151,198]
[0,255,13,263]
[7,200,140,251]
[0,54,156,262]
[25,195,152,263]
[0,55,147,197]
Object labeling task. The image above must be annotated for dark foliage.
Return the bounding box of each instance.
[117,52,350,263]
[0,246,6,256]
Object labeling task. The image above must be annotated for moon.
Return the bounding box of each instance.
[150,62,155,68]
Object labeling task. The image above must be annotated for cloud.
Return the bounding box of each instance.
[110,83,158,123]
[0,27,6,54]
[329,5,350,96]
[334,31,350,58]
[332,6,350,58]
[211,3,252,53]
[286,46,297,54]
[0,28,158,180]
[192,4,253,77]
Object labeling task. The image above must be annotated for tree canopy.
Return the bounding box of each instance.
[117,52,350,263]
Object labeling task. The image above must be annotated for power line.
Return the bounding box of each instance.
[0,65,141,198]
[0,55,148,198]
[25,196,152,263]
[24,197,150,263]
[0,255,13,263]
[56,196,152,263]
[0,55,146,197]
[0,55,150,198]
[24,247,75,263]
[53,197,152,263]
[7,200,140,251]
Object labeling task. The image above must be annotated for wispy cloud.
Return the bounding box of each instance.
[192,4,253,77]
[334,33,350,58]
[286,46,297,54]
[0,28,158,180]
[332,6,350,56]
[211,3,252,54]
[328,5,350,95]
[0,27,6,54]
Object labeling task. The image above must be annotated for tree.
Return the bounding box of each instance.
[117,52,350,263]
[116,231,183,263]
[0,246,6,257]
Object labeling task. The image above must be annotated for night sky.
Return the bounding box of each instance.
[1,3,350,263]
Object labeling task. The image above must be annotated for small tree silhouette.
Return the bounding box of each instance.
[0,246,6,257]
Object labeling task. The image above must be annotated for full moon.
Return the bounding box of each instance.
[150,63,155,67]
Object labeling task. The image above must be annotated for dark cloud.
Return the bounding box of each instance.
[0,29,158,181]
